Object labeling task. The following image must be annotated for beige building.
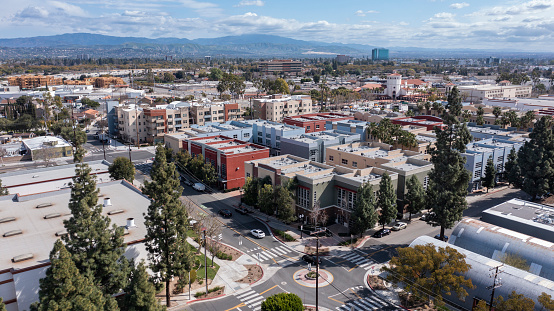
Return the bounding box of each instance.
[7,75,63,89]
[325,142,433,203]
[252,94,313,122]
[189,102,243,126]
[457,84,532,102]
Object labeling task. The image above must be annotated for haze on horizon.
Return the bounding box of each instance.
[1,0,554,52]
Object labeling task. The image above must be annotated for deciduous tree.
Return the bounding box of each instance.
[382,243,474,307]
[274,185,295,223]
[109,157,136,182]
[261,293,303,311]
[377,173,397,229]
[538,292,554,311]
[495,291,535,311]
[142,145,192,307]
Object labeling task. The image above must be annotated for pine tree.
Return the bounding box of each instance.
[123,261,166,311]
[504,147,521,187]
[62,161,129,296]
[377,173,397,229]
[350,182,377,236]
[426,87,472,240]
[142,145,192,307]
[517,116,554,200]
[109,156,136,182]
[482,156,496,192]
[405,175,425,221]
[0,178,8,196]
[35,240,118,311]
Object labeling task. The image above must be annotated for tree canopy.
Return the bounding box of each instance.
[261,293,303,311]
[405,175,425,221]
[109,157,136,182]
[495,291,535,311]
[377,173,397,229]
[142,145,192,307]
[350,182,377,236]
[482,156,496,192]
[122,261,166,311]
[383,243,474,307]
[367,118,418,148]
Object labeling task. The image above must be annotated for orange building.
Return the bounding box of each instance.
[8,75,63,89]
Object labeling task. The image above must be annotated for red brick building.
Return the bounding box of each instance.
[392,115,446,131]
[182,135,269,189]
[283,113,353,133]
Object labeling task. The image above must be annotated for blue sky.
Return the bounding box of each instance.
[1,0,554,51]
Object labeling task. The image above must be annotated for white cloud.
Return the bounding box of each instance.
[48,1,87,17]
[15,6,50,19]
[355,10,379,17]
[180,0,222,16]
[450,2,469,9]
[235,0,264,7]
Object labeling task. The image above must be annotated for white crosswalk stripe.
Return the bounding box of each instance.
[235,289,267,311]
[252,245,298,262]
[335,296,404,311]
[338,252,375,270]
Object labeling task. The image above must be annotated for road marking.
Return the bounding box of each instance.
[259,285,278,295]
[224,302,245,311]
[349,288,362,299]
[328,296,344,305]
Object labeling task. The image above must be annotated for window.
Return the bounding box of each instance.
[233,134,238,139]
[258,137,263,143]
[329,155,334,161]
[316,125,320,129]
[352,161,357,168]
[246,173,251,177]
[337,188,357,210]
[175,114,181,118]
[497,156,503,163]
[307,126,311,130]
[276,136,280,140]
[310,150,317,156]
[496,163,503,172]
[276,142,280,148]
[311,157,316,161]
[258,132,262,136]
[297,188,310,208]
[475,162,482,169]
[474,170,482,179]
[243,133,250,138]
[342,159,348,165]
[266,133,271,138]
[423,176,429,189]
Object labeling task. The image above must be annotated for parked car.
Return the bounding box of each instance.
[193,183,205,191]
[85,129,90,133]
[421,212,435,221]
[372,228,391,238]
[301,254,321,266]
[235,206,251,215]
[250,229,265,238]
[218,209,232,218]
[391,222,407,231]
[434,234,449,242]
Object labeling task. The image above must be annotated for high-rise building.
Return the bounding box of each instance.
[372,48,389,61]
[258,59,302,74]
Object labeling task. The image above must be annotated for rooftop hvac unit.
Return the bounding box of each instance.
[4,230,22,237]
[12,253,34,263]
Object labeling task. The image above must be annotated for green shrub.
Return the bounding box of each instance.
[339,238,358,246]
[261,293,303,311]
[193,286,224,298]
[274,229,296,242]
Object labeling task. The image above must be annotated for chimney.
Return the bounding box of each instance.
[104,198,112,207]
[126,218,136,228]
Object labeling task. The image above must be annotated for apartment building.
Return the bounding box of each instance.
[62,76,126,88]
[283,113,353,133]
[190,102,243,126]
[280,130,360,163]
[245,155,398,227]
[258,59,302,74]
[463,138,524,191]
[7,75,63,89]
[242,119,305,155]
[182,135,269,189]
[325,142,432,203]
[252,94,313,122]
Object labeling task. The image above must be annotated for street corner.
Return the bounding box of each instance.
[292,268,333,288]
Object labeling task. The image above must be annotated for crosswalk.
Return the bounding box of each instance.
[235,288,266,311]
[246,245,298,262]
[337,251,375,270]
[336,294,404,311]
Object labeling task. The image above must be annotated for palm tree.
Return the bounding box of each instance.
[424,102,431,115]
[492,106,502,123]
[462,110,472,123]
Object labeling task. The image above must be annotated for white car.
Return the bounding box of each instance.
[392,222,407,231]
[250,229,265,239]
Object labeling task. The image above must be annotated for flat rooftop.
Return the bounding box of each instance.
[348,172,382,183]
[0,180,150,271]
[23,136,71,150]
[267,157,303,168]
[487,199,554,226]
[466,144,497,153]
[281,163,329,175]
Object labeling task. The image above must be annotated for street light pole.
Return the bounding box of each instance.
[204,229,208,296]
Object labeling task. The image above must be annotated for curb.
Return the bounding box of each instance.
[185,293,226,305]
[249,263,264,285]
[206,238,245,258]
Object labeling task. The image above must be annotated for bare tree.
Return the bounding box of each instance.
[310,200,329,228]
[34,147,58,167]
[200,214,222,266]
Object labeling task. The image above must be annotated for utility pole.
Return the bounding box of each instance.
[204,229,208,295]
[488,264,503,311]
[102,99,107,160]
[316,225,319,311]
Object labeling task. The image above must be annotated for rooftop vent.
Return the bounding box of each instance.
[104,198,112,207]
[55,230,68,236]
[0,217,16,224]
[4,230,22,237]
[126,218,136,228]
[12,253,34,263]
[44,213,61,219]
[108,209,124,215]
[36,203,53,209]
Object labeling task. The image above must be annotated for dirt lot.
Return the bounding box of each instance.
[217,242,243,261]
[236,264,263,284]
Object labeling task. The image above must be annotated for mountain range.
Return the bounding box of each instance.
[0,33,551,59]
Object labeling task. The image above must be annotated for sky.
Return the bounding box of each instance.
[1,0,554,51]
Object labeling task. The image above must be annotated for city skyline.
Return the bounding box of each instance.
[1,0,554,52]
